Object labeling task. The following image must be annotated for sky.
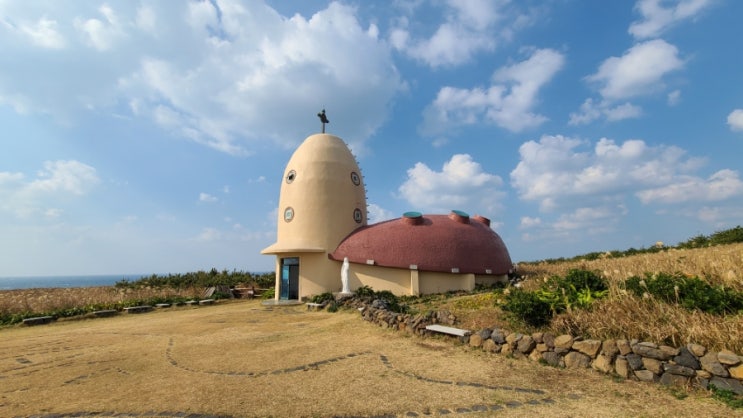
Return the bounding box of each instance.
[1,0,742,277]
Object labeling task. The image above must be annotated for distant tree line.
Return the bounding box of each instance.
[524,225,743,265]
[115,268,275,289]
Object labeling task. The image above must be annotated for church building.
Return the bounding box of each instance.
[261,116,512,300]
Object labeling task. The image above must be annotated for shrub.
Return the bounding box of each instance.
[354,285,375,298]
[624,273,743,315]
[310,292,335,304]
[502,288,552,328]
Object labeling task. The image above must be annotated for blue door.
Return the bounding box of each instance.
[280,257,299,300]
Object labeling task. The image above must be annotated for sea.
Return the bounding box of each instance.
[0,274,149,290]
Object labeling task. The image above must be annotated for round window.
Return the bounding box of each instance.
[353,208,363,223]
[283,207,294,222]
[350,172,360,186]
[286,170,296,184]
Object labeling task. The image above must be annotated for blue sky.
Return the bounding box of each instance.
[1,0,742,276]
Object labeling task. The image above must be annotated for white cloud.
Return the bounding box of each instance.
[0,2,403,154]
[422,48,564,134]
[629,0,712,39]
[569,99,642,125]
[19,17,67,49]
[398,154,504,215]
[510,134,734,216]
[199,192,218,203]
[727,109,743,132]
[587,39,684,101]
[0,160,100,218]
[195,227,221,242]
[667,89,681,106]
[520,216,541,228]
[636,169,743,204]
[367,203,395,223]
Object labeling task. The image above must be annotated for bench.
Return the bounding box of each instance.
[92,310,118,318]
[123,306,152,314]
[156,303,171,308]
[198,299,215,305]
[22,316,55,326]
[425,324,471,337]
[306,302,327,311]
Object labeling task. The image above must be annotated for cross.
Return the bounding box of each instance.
[317,109,329,133]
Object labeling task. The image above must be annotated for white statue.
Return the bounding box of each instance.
[341,257,350,294]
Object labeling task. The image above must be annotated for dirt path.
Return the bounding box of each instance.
[0,301,732,417]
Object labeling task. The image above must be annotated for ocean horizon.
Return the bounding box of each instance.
[0,274,149,290]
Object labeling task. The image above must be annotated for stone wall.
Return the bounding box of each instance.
[353,301,743,395]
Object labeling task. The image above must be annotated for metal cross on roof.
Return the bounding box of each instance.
[317,109,329,133]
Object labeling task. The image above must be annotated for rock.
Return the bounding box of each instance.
[626,354,644,371]
[674,347,701,370]
[660,373,690,387]
[717,350,741,366]
[536,343,549,353]
[469,334,483,348]
[542,351,562,367]
[517,336,536,354]
[664,364,695,377]
[709,377,743,395]
[601,339,619,358]
[660,345,679,358]
[529,349,542,362]
[506,333,523,345]
[634,370,658,382]
[617,339,632,356]
[554,347,570,355]
[729,364,743,380]
[637,341,658,348]
[564,352,591,369]
[482,339,497,353]
[554,335,574,350]
[642,358,663,375]
[532,332,544,343]
[687,343,706,358]
[479,329,492,340]
[542,333,556,348]
[592,354,614,374]
[615,356,630,378]
[501,343,513,356]
[696,370,712,379]
[701,352,730,377]
[573,340,602,358]
[491,329,506,344]
[632,344,672,361]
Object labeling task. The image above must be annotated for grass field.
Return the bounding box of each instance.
[0,300,735,417]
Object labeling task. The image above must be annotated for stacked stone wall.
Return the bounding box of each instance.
[353,301,743,395]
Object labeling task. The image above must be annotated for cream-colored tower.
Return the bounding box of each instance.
[261,133,367,300]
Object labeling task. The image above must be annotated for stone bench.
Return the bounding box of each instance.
[198,299,215,305]
[156,303,171,308]
[425,324,471,337]
[123,305,153,314]
[306,302,327,311]
[22,316,55,326]
[92,310,118,318]
[184,300,198,306]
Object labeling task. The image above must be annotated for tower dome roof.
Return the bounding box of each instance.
[329,211,512,274]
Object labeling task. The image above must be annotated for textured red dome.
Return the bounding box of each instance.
[329,212,512,274]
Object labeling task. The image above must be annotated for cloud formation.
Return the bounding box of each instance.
[398,154,504,215]
[629,0,712,39]
[727,109,743,132]
[421,48,564,134]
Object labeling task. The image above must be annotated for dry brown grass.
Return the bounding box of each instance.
[0,285,202,317]
[436,244,743,353]
[0,301,734,417]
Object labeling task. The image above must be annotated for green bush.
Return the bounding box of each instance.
[502,288,552,328]
[354,285,375,298]
[310,292,335,304]
[624,273,743,315]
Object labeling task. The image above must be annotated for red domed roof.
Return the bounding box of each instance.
[329,211,512,275]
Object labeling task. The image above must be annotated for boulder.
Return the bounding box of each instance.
[659,345,679,358]
[469,334,483,348]
[529,349,542,362]
[491,329,506,344]
[573,340,602,358]
[601,339,619,358]
[729,364,743,380]
[479,328,492,340]
[616,339,632,356]
[701,352,730,377]
[709,377,743,395]
[542,333,556,348]
[482,339,498,353]
[663,364,695,377]
[532,332,544,343]
[592,354,614,374]
[564,352,591,369]
[554,335,574,350]
[626,353,644,371]
[718,350,741,366]
[632,343,672,361]
[660,373,690,387]
[506,333,523,345]
[615,356,630,379]
[517,336,536,354]
[541,351,562,367]
[673,347,701,370]
[687,343,706,358]
[634,370,658,383]
[536,343,549,353]
[642,358,663,375]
